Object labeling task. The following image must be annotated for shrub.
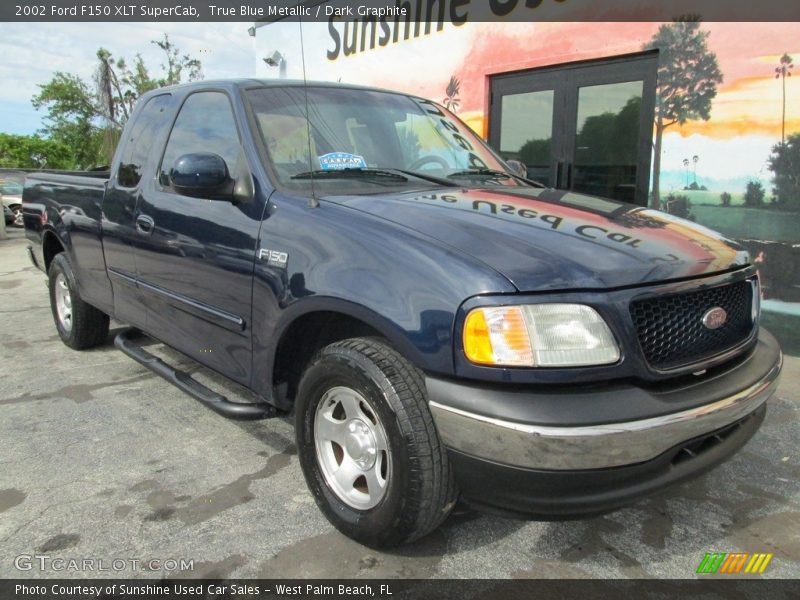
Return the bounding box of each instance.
[663,193,695,220]
[744,180,765,207]
[768,133,800,211]
[720,191,732,206]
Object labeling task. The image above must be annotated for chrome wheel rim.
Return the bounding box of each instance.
[12,206,22,227]
[314,386,391,510]
[54,273,73,333]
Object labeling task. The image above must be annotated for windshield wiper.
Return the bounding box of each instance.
[291,168,408,181]
[291,167,459,188]
[447,168,512,180]
[390,169,459,187]
[447,168,546,188]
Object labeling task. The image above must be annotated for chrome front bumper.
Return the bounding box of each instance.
[429,331,782,471]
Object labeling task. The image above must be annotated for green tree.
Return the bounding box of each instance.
[683,157,690,188]
[576,96,642,165]
[152,34,202,87]
[744,180,765,207]
[768,133,800,210]
[664,193,695,220]
[774,53,794,146]
[518,138,552,166]
[31,73,104,169]
[32,34,203,168]
[0,133,72,169]
[644,18,723,208]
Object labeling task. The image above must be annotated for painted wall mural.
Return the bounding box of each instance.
[256,19,800,352]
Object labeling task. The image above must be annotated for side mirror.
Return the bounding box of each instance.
[169,153,233,199]
[506,159,527,178]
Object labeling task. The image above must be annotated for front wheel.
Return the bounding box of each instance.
[48,253,109,350]
[296,337,456,548]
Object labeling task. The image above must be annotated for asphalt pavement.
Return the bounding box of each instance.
[1,227,798,580]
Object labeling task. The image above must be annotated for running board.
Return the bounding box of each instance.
[114,329,275,420]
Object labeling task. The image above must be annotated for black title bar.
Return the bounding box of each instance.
[2,0,800,22]
[2,579,800,600]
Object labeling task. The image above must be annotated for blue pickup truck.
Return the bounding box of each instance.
[23,80,782,547]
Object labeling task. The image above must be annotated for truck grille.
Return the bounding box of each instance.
[630,279,754,370]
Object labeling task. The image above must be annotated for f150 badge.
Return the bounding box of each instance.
[259,248,288,268]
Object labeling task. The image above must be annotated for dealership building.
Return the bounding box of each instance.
[252,4,800,352]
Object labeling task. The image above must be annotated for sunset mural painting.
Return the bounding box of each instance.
[256,15,800,352]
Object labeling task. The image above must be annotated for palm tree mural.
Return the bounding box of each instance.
[443,75,461,111]
[775,53,794,146]
[692,154,699,186]
[683,157,690,188]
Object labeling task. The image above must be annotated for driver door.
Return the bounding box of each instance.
[134,90,263,384]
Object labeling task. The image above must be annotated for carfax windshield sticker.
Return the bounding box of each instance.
[318,152,367,171]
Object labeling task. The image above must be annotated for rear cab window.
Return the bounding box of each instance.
[116,94,172,188]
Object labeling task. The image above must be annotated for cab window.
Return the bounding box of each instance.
[117,94,171,188]
[159,92,240,188]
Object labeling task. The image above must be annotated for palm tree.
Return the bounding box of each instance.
[692,154,699,186]
[775,53,794,146]
[443,75,461,111]
[683,158,690,188]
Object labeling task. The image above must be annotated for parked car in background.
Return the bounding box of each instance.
[1,176,24,227]
[3,204,14,226]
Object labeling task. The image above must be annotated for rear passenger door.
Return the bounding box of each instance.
[134,90,263,384]
[103,93,172,328]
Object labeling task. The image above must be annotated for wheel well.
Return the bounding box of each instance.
[42,231,64,271]
[273,311,383,405]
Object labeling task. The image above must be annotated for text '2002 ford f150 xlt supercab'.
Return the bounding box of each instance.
[23,79,782,548]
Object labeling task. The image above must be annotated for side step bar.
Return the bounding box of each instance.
[114,329,275,420]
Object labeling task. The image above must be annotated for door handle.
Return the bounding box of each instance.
[135,214,155,235]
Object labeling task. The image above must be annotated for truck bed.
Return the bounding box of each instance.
[25,170,110,187]
[23,170,111,313]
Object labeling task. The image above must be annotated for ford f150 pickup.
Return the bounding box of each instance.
[23,80,782,548]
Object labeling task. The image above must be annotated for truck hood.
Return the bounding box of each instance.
[323,187,750,292]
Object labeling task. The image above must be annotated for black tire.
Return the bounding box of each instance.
[48,252,109,350]
[296,337,457,548]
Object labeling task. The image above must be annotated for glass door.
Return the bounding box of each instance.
[571,80,644,203]
[490,52,657,206]
[496,87,558,188]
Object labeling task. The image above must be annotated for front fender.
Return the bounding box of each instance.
[248,194,516,398]
[273,295,441,370]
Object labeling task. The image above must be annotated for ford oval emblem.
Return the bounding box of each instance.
[702,307,728,330]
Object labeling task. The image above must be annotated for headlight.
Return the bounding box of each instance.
[463,304,620,367]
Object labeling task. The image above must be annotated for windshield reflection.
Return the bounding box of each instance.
[246,84,526,193]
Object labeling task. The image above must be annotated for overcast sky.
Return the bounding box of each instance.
[0,22,256,135]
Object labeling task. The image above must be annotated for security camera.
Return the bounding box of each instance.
[263,51,285,67]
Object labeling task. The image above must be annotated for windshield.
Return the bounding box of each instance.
[246,85,527,194]
[0,180,23,196]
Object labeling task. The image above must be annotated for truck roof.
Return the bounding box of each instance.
[147,78,410,98]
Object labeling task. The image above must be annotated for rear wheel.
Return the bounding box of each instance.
[48,253,109,349]
[10,205,23,227]
[296,337,457,548]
